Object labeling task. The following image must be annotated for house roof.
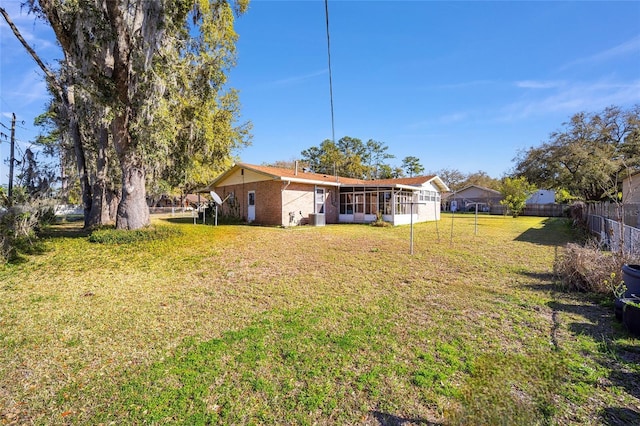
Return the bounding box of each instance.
[452,184,501,196]
[202,163,449,192]
[240,163,365,186]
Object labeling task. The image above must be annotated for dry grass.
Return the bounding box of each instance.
[554,239,637,294]
[0,214,638,425]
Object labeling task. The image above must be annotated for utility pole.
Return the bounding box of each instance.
[8,112,16,201]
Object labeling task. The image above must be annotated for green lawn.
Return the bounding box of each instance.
[1,214,639,425]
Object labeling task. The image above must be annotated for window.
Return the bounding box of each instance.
[354,194,364,214]
[420,190,439,202]
[395,190,413,214]
[340,193,353,214]
[379,191,392,215]
[315,187,325,214]
[365,193,378,215]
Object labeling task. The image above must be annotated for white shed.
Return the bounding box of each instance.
[526,190,556,204]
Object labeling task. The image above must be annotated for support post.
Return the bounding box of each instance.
[475,203,479,235]
[410,200,414,255]
[8,113,16,201]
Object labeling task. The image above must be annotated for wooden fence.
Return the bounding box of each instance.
[489,203,568,217]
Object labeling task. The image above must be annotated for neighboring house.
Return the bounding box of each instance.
[623,172,640,203]
[152,194,203,209]
[443,185,502,212]
[526,190,555,204]
[202,163,449,226]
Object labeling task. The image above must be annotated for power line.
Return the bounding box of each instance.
[324,0,335,145]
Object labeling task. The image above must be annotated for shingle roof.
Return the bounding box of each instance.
[239,163,442,186]
[204,163,449,192]
[241,163,366,185]
[369,176,438,186]
[454,184,502,195]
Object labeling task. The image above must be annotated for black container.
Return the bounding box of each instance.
[623,301,640,336]
[621,264,640,297]
[615,297,640,322]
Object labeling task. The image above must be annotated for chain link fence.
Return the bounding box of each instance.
[586,203,640,255]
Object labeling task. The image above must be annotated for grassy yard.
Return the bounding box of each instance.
[1,214,639,425]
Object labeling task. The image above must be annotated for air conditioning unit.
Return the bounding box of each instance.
[308,213,325,226]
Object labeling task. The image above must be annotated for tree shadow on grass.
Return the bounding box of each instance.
[369,411,441,426]
[4,228,71,264]
[600,407,640,425]
[514,218,574,247]
[545,299,640,424]
[4,222,91,264]
[162,216,198,225]
[519,271,557,284]
[41,221,91,239]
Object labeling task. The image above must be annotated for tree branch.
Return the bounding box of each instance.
[0,7,60,92]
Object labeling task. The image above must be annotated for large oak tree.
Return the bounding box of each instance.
[514,105,640,201]
[23,0,250,229]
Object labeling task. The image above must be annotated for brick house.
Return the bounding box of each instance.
[203,163,449,226]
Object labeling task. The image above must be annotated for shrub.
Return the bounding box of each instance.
[0,199,54,263]
[370,212,390,227]
[88,225,182,244]
[553,239,636,294]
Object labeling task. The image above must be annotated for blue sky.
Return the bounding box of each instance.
[1,0,640,186]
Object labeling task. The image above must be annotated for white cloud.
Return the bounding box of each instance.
[439,112,468,124]
[3,66,50,108]
[424,80,496,90]
[500,78,640,121]
[408,111,469,129]
[515,80,564,89]
[560,35,640,70]
[267,69,328,87]
[0,5,59,60]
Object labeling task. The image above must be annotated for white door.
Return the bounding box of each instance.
[354,193,365,222]
[247,191,256,222]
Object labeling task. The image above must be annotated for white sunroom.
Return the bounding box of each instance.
[338,177,448,225]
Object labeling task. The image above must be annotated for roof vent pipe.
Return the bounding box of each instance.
[295,160,298,176]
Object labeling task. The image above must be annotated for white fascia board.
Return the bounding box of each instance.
[339,183,425,191]
[279,177,341,187]
[394,184,422,191]
[426,176,450,193]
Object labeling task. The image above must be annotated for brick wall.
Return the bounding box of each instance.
[282,183,339,225]
[255,180,284,226]
[214,181,339,226]
[214,181,284,225]
[215,184,243,220]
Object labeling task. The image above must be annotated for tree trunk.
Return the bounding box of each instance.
[0,7,92,226]
[112,114,149,229]
[87,125,111,227]
[107,190,120,223]
[116,158,149,229]
[67,96,92,227]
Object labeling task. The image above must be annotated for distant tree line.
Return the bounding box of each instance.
[300,137,403,179]
[286,105,640,205]
[513,105,640,202]
[428,168,501,192]
[267,137,430,180]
